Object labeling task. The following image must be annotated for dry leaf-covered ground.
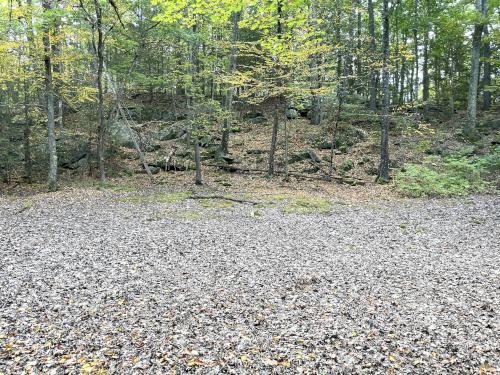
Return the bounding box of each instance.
[0,189,499,374]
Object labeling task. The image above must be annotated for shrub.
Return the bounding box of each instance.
[394,151,498,197]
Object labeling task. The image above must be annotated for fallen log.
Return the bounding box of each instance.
[188,195,259,205]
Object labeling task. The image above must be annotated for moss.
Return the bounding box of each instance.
[283,194,332,214]
[248,209,263,218]
[117,191,192,204]
[199,198,234,209]
[22,199,34,210]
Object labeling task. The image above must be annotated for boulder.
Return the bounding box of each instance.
[109,120,135,147]
[289,149,321,164]
[158,128,187,141]
[248,116,267,124]
[286,108,299,119]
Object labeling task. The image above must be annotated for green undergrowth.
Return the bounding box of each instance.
[255,193,332,214]
[395,148,499,197]
[283,194,332,214]
[199,198,234,209]
[117,191,192,204]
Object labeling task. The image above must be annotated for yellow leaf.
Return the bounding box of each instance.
[263,358,278,366]
[81,363,93,373]
[187,358,204,367]
[389,355,396,362]
[279,360,291,367]
[240,355,249,362]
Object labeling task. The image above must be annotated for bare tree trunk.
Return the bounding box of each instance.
[347,0,355,91]
[378,0,390,182]
[466,0,487,136]
[399,34,407,105]
[194,138,202,185]
[422,29,430,119]
[413,0,419,101]
[268,0,283,177]
[284,118,289,179]
[221,10,240,154]
[356,0,362,92]
[23,83,32,183]
[18,0,34,183]
[449,57,455,118]
[43,0,58,191]
[95,0,106,181]
[268,102,279,177]
[368,0,377,110]
[482,25,491,111]
[309,1,323,125]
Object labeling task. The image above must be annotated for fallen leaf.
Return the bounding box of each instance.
[263,358,278,366]
[187,357,204,367]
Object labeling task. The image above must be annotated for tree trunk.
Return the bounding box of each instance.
[221,10,240,154]
[19,0,34,183]
[356,0,362,92]
[347,0,355,91]
[482,25,491,111]
[378,0,390,182]
[413,0,419,101]
[449,57,455,118]
[23,82,32,183]
[422,29,430,119]
[368,0,377,110]
[399,34,407,105]
[194,138,202,185]
[95,0,106,181]
[466,0,487,136]
[268,0,283,177]
[43,0,58,191]
[268,102,279,177]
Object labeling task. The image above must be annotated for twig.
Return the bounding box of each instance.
[188,195,259,205]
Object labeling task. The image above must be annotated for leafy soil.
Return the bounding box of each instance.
[0,189,498,374]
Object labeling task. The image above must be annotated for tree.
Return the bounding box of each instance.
[368,0,377,110]
[465,0,488,137]
[378,0,390,182]
[42,0,58,191]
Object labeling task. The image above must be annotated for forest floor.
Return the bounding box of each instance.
[0,188,499,374]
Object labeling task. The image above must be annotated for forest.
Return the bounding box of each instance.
[0,0,498,195]
[1,1,500,373]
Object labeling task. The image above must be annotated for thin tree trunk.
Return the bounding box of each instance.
[194,138,202,185]
[221,10,240,154]
[422,29,430,119]
[482,25,491,110]
[268,102,279,177]
[309,1,322,125]
[378,0,390,182]
[94,0,106,181]
[449,57,455,118]
[268,0,283,177]
[347,0,355,91]
[284,118,289,179]
[18,0,33,183]
[466,0,487,136]
[43,0,58,191]
[356,0,362,92]
[368,0,377,110]
[399,34,407,105]
[413,0,419,101]
[23,82,32,183]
